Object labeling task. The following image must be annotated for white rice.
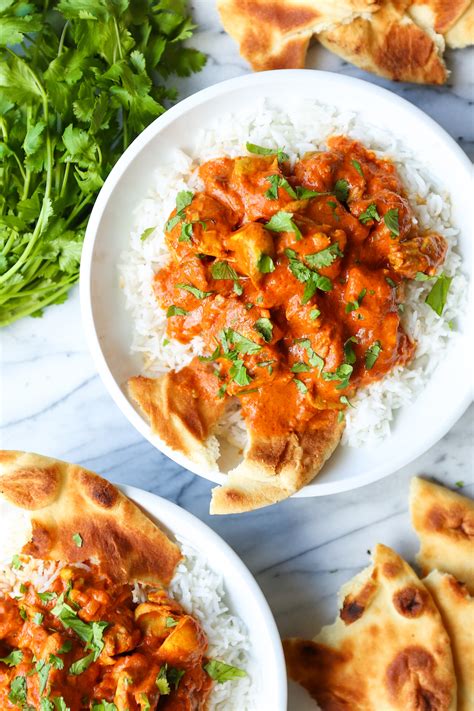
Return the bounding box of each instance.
[119,98,465,451]
[0,512,254,710]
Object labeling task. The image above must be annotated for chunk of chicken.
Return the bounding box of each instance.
[388,232,447,279]
[227,222,275,284]
[158,616,208,667]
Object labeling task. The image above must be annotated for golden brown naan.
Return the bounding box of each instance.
[409,0,470,33]
[410,477,474,593]
[284,544,457,710]
[210,409,344,514]
[423,570,474,711]
[129,364,344,514]
[445,1,474,47]
[0,450,182,586]
[317,0,448,85]
[128,360,226,473]
[217,0,380,71]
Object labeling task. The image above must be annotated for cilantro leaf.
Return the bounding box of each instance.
[334,179,349,202]
[204,659,247,684]
[254,317,273,343]
[365,341,382,369]
[294,378,308,394]
[266,211,302,240]
[166,305,188,317]
[322,363,353,390]
[8,676,27,705]
[69,652,95,676]
[305,243,343,269]
[211,261,239,281]
[257,254,275,274]
[229,359,252,386]
[345,288,367,313]
[264,174,296,200]
[384,208,399,237]
[425,273,452,316]
[351,159,363,176]
[246,142,289,164]
[222,328,262,355]
[176,283,213,299]
[0,650,23,667]
[72,532,82,547]
[358,203,380,225]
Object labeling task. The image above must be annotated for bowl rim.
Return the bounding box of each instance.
[80,69,473,498]
[118,483,287,709]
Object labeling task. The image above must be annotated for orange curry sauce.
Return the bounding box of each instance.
[155,137,447,436]
[0,563,212,710]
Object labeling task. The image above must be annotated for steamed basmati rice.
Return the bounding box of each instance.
[120,98,465,452]
[0,510,255,710]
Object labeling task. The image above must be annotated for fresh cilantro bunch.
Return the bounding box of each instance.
[0,0,205,326]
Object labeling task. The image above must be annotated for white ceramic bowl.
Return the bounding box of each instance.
[81,70,473,498]
[0,484,286,710]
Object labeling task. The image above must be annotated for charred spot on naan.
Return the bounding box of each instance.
[0,451,182,586]
[410,477,474,593]
[284,544,457,710]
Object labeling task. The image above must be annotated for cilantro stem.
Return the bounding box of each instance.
[0,279,76,326]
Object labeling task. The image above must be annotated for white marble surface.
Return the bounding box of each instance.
[1,2,473,708]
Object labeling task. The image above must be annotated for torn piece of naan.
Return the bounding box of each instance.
[210,409,344,514]
[423,570,474,711]
[217,0,380,71]
[410,477,474,593]
[0,450,182,586]
[284,543,457,710]
[128,359,226,474]
[408,0,471,36]
[129,363,344,514]
[444,1,474,47]
[317,0,448,84]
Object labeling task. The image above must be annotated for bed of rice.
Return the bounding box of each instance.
[119,98,465,451]
[0,506,255,710]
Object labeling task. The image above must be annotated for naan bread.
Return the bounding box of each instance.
[0,450,182,586]
[410,477,474,593]
[317,0,448,84]
[217,0,380,71]
[409,0,471,34]
[284,544,457,710]
[128,359,227,473]
[210,409,344,514]
[445,1,474,47]
[423,570,474,711]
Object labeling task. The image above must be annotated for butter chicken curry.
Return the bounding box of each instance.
[129,136,448,513]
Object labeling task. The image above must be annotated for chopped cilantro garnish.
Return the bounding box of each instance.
[351,159,364,176]
[72,533,83,548]
[246,142,289,164]
[345,288,367,313]
[266,211,302,240]
[33,612,44,625]
[425,273,452,316]
[69,653,94,676]
[257,254,275,274]
[11,554,22,570]
[265,174,297,200]
[358,203,380,224]
[198,346,221,363]
[220,328,262,355]
[296,338,325,371]
[217,384,228,398]
[254,317,273,343]
[140,226,155,242]
[310,308,321,320]
[229,359,252,386]
[343,336,358,365]
[166,305,188,317]
[285,249,332,301]
[340,395,354,408]
[305,243,343,269]
[204,659,247,683]
[415,272,435,282]
[165,617,178,628]
[0,650,23,667]
[322,363,353,390]
[386,277,397,288]
[291,362,311,373]
[8,675,27,705]
[176,283,213,300]
[293,378,308,394]
[384,208,399,237]
[165,191,194,232]
[365,341,382,369]
[334,179,349,202]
